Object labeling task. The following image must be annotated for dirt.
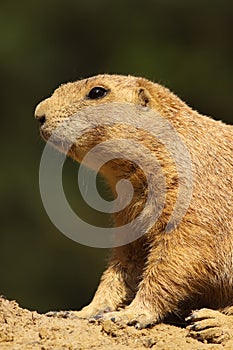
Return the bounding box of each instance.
[1,296,233,350]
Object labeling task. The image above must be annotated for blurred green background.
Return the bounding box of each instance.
[0,0,232,313]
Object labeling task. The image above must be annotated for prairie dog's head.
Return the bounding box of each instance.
[34,74,153,132]
[34,74,186,180]
[34,74,159,162]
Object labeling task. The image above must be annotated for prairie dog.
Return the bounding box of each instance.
[35,74,233,343]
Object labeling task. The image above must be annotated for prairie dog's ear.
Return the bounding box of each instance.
[138,87,151,106]
[136,77,153,107]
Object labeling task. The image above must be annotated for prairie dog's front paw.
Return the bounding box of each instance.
[75,305,113,319]
[46,305,113,320]
[186,308,233,344]
[98,308,158,329]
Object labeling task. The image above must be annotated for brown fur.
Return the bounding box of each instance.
[35,74,233,342]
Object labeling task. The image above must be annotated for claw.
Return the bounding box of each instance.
[92,313,103,320]
[45,310,78,319]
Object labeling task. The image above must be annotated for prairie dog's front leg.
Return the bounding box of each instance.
[102,234,209,328]
[75,242,145,319]
[47,260,135,320]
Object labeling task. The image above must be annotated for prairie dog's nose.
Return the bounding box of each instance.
[37,114,46,126]
[34,99,49,126]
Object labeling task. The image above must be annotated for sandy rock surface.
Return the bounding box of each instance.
[1,296,233,350]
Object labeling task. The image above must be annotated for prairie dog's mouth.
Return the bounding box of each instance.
[40,128,51,142]
[39,124,73,153]
[38,113,76,143]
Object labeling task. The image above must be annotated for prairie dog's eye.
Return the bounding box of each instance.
[87,86,108,99]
